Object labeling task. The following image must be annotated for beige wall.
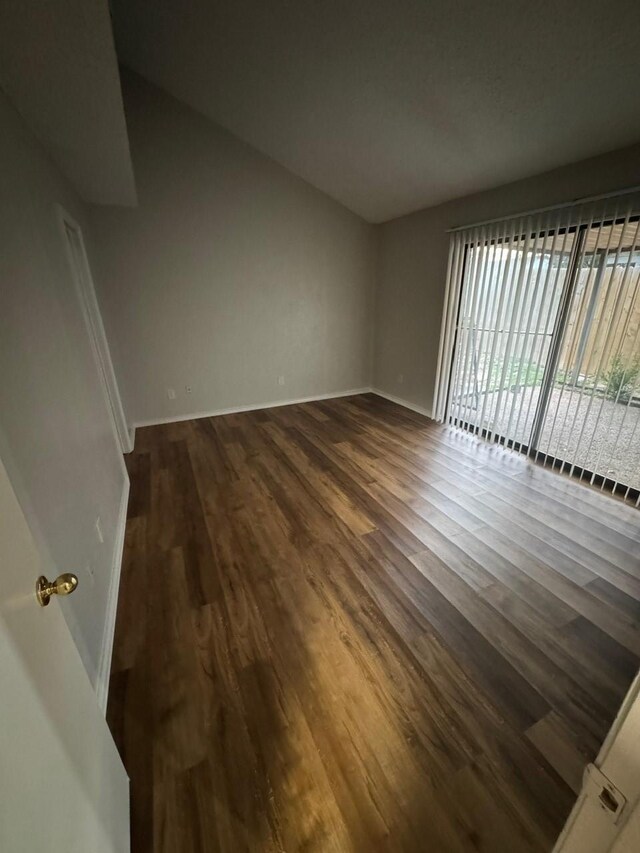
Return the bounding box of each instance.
[374,143,640,415]
[0,89,128,689]
[90,72,375,426]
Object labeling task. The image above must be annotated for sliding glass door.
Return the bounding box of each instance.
[445,211,640,503]
[448,223,578,448]
[534,218,640,498]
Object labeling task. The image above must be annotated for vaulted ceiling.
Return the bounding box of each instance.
[0,0,136,206]
[112,0,640,222]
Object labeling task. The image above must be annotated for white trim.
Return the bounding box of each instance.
[95,477,130,716]
[370,388,433,419]
[433,236,457,422]
[553,670,640,852]
[433,230,467,423]
[131,388,373,428]
[56,205,133,456]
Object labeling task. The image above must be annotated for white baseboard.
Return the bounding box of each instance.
[370,388,433,419]
[131,387,373,429]
[95,475,130,716]
[124,427,135,454]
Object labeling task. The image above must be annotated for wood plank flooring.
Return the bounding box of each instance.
[107,393,640,853]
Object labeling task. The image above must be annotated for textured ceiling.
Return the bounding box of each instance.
[0,0,136,206]
[112,0,640,222]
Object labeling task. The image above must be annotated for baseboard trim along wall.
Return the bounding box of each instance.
[370,388,433,419]
[95,476,130,716]
[131,387,373,430]
[127,388,435,442]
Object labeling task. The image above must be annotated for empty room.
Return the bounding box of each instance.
[2,1,640,851]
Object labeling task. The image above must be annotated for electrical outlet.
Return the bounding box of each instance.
[185,385,192,394]
[398,373,404,384]
[95,516,104,544]
[167,388,176,400]
[277,375,285,386]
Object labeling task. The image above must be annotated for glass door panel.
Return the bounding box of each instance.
[449,228,577,450]
[535,220,640,497]
[447,214,640,502]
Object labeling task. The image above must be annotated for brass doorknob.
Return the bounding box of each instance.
[36,573,79,607]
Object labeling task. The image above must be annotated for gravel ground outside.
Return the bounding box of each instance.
[467,386,640,491]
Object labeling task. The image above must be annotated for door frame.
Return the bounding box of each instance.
[56,205,133,455]
[553,669,640,852]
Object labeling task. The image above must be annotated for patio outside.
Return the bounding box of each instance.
[480,377,640,493]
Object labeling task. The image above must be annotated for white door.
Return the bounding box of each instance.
[0,455,129,852]
[554,669,640,852]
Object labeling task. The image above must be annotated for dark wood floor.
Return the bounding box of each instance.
[108,393,640,853]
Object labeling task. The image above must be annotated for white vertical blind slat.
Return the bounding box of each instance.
[472,219,519,440]
[529,215,575,465]
[584,215,640,485]
[470,223,501,436]
[434,198,640,504]
[433,234,461,421]
[538,207,606,469]
[567,208,634,480]
[511,211,555,448]
[485,219,530,445]
[460,231,495,430]
[521,218,572,456]
[598,293,640,490]
[474,219,519,437]
[503,221,546,444]
[454,228,485,428]
[538,207,601,468]
[448,229,479,427]
[489,222,535,444]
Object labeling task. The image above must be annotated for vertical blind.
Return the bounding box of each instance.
[434,195,640,504]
